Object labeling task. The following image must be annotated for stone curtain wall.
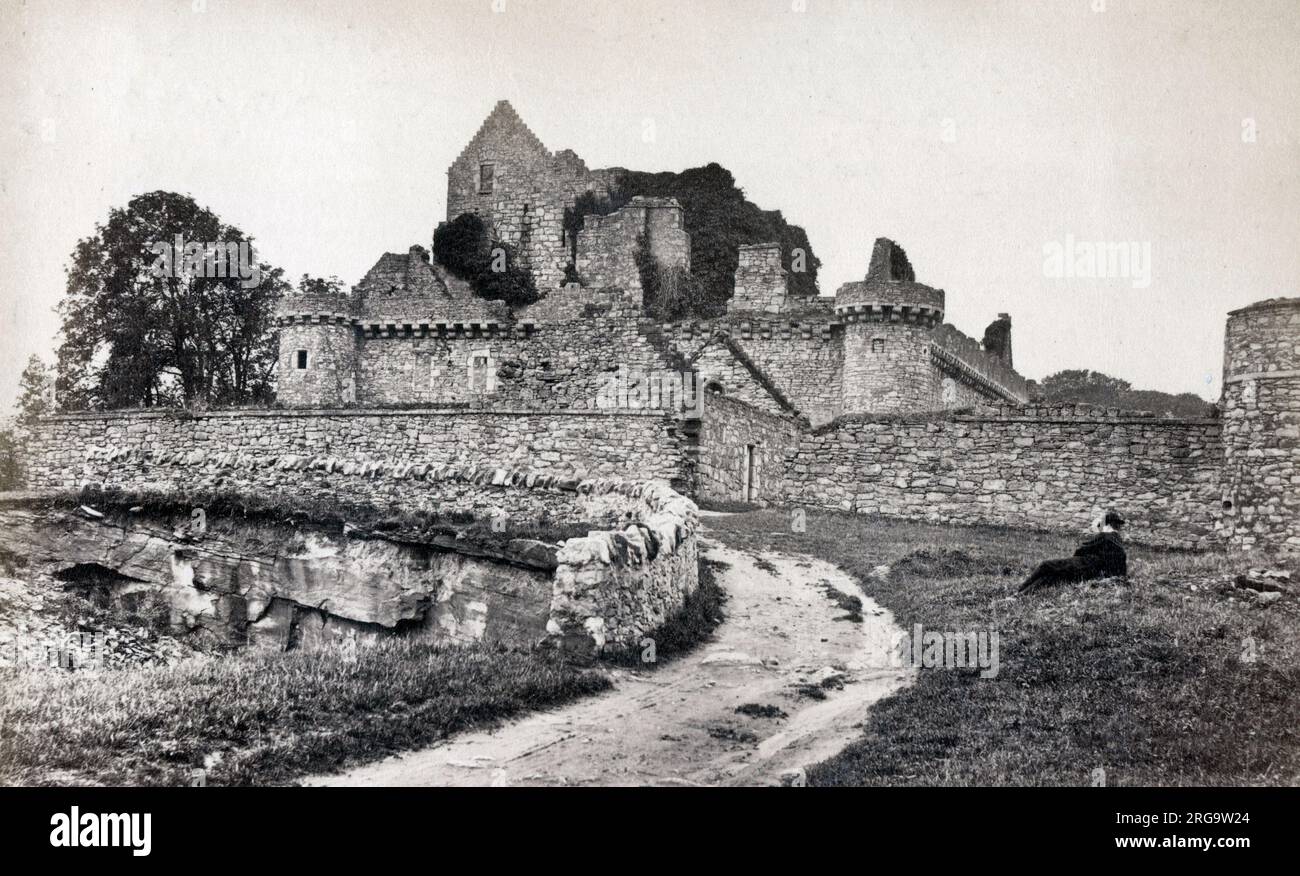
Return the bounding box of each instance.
[934,368,991,410]
[22,408,694,497]
[696,393,804,505]
[353,317,680,412]
[518,284,642,322]
[930,323,1031,405]
[778,404,1225,549]
[1220,298,1300,554]
[683,340,788,418]
[729,243,789,313]
[667,319,845,426]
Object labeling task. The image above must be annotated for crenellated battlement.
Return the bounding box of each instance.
[275,290,355,321]
[834,240,946,331]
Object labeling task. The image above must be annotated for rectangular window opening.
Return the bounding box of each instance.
[479,163,495,195]
[295,350,309,370]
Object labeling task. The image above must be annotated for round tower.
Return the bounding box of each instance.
[835,238,945,413]
[275,287,357,408]
[1220,297,1300,554]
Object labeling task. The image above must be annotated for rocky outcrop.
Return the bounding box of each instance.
[0,503,555,651]
[0,468,701,656]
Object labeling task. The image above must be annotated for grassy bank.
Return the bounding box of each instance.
[706,510,1300,786]
[0,641,609,786]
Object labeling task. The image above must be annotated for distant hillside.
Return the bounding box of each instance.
[1033,369,1216,417]
[567,162,821,317]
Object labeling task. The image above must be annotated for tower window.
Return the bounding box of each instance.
[871,338,886,353]
[479,163,495,194]
[469,349,495,393]
[295,350,309,370]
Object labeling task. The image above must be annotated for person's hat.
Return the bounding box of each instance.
[1103,510,1126,528]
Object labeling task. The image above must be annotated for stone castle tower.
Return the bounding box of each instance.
[1220,297,1300,552]
[834,239,947,413]
[445,100,619,291]
[275,284,356,408]
[443,100,691,297]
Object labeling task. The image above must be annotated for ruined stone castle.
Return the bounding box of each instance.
[274,99,1030,425]
[21,97,1300,625]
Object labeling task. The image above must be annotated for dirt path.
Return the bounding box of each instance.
[305,534,912,787]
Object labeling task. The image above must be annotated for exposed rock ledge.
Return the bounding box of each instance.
[0,503,555,651]
[0,473,700,656]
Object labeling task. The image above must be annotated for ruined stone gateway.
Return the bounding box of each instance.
[14,101,1300,655]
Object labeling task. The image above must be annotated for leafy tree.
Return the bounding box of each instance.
[1037,369,1214,417]
[297,274,349,299]
[432,213,492,280]
[56,191,288,409]
[432,213,540,307]
[0,428,19,490]
[1038,369,1132,399]
[15,355,54,423]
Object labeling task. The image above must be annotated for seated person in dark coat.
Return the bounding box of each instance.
[1018,511,1128,594]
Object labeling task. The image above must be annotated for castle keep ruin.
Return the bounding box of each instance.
[16,101,1300,654]
[278,102,1030,423]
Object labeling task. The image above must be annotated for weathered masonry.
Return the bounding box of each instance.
[693,298,1300,555]
[14,411,700,656]
[15,100,1300,559]
[1219,298,1300,553]
[277,101,1032,424]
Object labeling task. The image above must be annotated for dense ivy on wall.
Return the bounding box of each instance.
[433,213,541,307]
[570,163,822,318]
[634,234,705,322]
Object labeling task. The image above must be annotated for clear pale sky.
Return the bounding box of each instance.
[1,0,1297,411]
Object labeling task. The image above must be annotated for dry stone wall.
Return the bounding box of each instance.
[13,412,702,653]
[550,480,699,655]
[778,404,1225,549]
[21,408,694,497]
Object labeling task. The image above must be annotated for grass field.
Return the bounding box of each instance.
[705,510,1300,786]
[0,641,609,786]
